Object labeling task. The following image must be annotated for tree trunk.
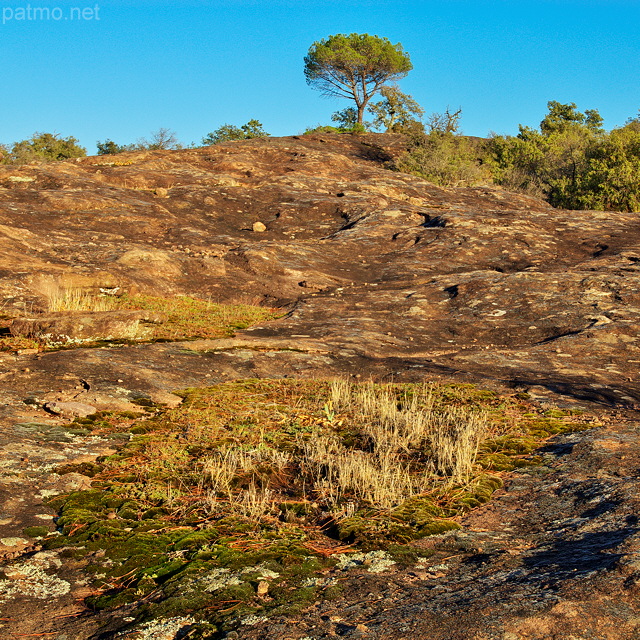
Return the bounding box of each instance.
[357,102,365,125]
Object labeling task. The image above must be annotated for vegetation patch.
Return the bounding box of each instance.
[393,100,640,211]
[43,379,596,635]
[0,332,40,352]
[115,294,277,341]
[0,292,279,352]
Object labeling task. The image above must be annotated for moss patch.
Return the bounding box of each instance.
[22,525,50,538]
[45,379,596,632]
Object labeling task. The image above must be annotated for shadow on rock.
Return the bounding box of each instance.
[523,518,638,588]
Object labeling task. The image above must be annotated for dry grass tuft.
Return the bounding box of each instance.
[182,379,489,520]
[301,380,487,511]
[202,445,291,519]
[44,284,119,312]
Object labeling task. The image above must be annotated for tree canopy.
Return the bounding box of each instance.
[202,120,269,145]
[7,132,86,163]
[368,86,424,133]
[304,33,412,125]
[96,139,136,155]
[539,100,604,135]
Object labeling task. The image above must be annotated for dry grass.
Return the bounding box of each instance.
[1,287,279,351]
[44,284,119,312]
[300,380,487,511]
[118,379,491,523]
[228,482,276,520]
[75,378,593,546]
[301,434,426,511]
[203,446,291,498]
[42,287,278,339]
[202,444,291,520]
[116,293,278,340]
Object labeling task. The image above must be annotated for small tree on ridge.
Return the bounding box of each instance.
[304,33,412,125]
[368,86,424,133]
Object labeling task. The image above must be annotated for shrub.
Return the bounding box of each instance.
[303,125,342,134]
[426,106,462,134]
[395,131,491,187]
[202,119,269,145]
[368,86,424,133]
[8,132,86,163]
[136,127,182,150]
[484,101,640,210]
[96,139,136,155]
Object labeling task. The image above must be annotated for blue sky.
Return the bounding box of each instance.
[1,0,639,153]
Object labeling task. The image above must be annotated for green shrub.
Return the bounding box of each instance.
[487,101,640,211]
[303,125,342,134]
[96,139,136,155]
[202,119,269,145]
[395,131,491,187]
[368,86,424,133]
[8,132,86,164]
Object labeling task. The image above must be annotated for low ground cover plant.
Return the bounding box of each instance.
[0,290,278,351]
[40,378,595,635]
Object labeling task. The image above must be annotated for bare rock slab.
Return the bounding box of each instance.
[43,401,97,417]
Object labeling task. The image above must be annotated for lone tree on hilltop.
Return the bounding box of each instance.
[138,127,182,150]
[304,33,412,126]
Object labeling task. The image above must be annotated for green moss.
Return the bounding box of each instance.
[131,397,158,408]
[173,530,219,552]
[270,584,317,612]
[129,424,156,434]
[457,474,503,506]
[386,544,435,566]
[141,506,168,519]
[337,505,460,546]
[544,408,568,418]
[278,501,315,518]
[23,525,50,538]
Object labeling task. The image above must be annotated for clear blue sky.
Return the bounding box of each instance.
[2,0,639,153]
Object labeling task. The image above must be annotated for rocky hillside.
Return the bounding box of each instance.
[2,132,639,407]
[1,133,640,639]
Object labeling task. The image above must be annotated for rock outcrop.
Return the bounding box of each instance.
[1,133,639,408]
[1,133,640,639]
